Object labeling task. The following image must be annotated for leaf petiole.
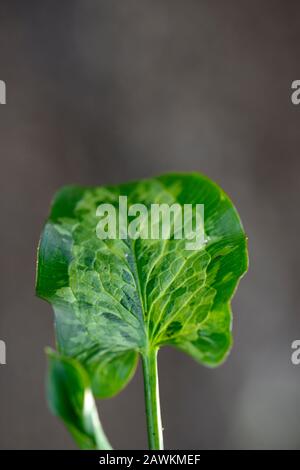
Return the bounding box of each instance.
[141,347,164,450]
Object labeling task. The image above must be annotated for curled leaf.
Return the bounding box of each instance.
[46,348,112,450]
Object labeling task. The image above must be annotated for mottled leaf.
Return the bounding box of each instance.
[37,173,248,397]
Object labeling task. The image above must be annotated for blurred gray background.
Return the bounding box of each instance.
[0,0,300,449]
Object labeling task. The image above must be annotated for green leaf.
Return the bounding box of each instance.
[37,172,247,394]
[46,348,112,450]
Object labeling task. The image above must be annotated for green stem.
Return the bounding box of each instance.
[141,347,164,450]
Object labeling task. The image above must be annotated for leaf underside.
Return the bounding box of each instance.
[36,173,248,399]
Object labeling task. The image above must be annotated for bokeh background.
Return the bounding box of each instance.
[0,0,300,449]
